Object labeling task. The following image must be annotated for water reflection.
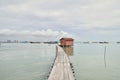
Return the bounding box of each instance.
[62,47,74,56]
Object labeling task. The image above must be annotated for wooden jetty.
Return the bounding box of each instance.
[48,45,75,80]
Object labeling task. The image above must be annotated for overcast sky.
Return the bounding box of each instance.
[0,0,120,41]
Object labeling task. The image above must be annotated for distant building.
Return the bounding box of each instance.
[60,38,74,47]
[7,40,12,43]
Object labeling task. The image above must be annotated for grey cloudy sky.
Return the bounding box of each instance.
[0,0,120,41]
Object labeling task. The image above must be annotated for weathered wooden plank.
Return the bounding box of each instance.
[48,45,75,80]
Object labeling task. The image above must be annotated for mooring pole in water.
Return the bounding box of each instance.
[104,46,107,68]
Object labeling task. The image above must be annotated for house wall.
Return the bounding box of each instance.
[60,40,66,46]
[60,40,73,46]
[65,41,73,46]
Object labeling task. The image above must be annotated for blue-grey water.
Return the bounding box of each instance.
[0,43,120,80]
[71,43,120,80]
[0,43,55,80]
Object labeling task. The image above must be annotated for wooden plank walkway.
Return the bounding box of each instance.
[48,45,75,80]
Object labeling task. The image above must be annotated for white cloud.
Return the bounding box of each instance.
[0,29,17,36]
[1,0,120,30]
[0,29,74,41]
[0,0,120,41]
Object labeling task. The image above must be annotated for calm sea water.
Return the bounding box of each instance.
[71,43,120,80]
[0,43,55,80]
[0,43,120,80]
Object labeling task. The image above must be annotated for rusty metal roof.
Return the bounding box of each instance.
[60,38,74,41]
